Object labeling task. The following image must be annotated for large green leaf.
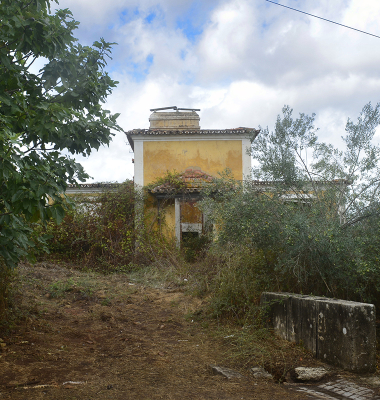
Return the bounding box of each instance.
[0,0,121,268]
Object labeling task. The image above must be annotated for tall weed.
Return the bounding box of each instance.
[203,245,276,322]
[36,181,184,274]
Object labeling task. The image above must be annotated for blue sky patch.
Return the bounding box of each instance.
[126,54,154,82]
[180,49,187,61]
[119,7,140,25]
[145,12,156,24]
[179,70,195,86]
[146,54,154,68]
[176,0,216,42]
[261,20,271,34]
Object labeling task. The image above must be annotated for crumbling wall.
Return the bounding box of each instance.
[260,292,376,373]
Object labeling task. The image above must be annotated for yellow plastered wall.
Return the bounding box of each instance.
[161,201,176,239]
[143,140,242,185]
[144,198,177,240]
[143,139,243,239]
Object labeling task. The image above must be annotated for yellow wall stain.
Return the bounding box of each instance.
[143,140,242,185]
[161,201,176,239]
[145,198,176,241]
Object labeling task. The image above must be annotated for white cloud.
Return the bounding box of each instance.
[344,0,380,33]
[48,0,380,182]
[196,0,259,83]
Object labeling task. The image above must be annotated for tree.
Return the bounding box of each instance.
[0,0,121,268]
[251,103,380,225]
[202,103,380,308]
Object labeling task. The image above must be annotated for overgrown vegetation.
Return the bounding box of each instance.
[0,0,120,318]
[35,181,181,273]
[198,181,380,316]
[197,101,380,317]
[2,1,378,376]
[3,101,380,334]
[30,102,380,322]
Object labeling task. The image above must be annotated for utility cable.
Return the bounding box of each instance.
[265,0,380,39]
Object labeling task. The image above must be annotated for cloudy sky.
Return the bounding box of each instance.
[52,0,380,183]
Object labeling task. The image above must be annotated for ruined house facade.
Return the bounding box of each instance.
[65,107,348,244]
[126,107,259,243]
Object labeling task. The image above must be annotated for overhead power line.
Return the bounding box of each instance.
[265,0,380,39]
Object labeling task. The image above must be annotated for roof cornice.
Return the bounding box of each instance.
[125,128,260,150]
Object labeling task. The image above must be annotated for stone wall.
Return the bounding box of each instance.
[260,292,376,373]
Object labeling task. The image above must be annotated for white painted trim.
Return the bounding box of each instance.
[181,223,203,233]
[175,198,181,246]
[133,141,145,242]
[130,134,250,143]
[134,140,144,187]
[242,138,252,181]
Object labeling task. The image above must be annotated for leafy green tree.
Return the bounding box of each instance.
[251,102,380,224]
[202,103,380,309]
[251,105,318,186]
[0,0,121,268]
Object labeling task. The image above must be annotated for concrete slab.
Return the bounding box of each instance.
[261,293,376,372]
[209,364,244,379]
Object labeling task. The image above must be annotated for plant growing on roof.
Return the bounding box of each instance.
[146,170,187,194]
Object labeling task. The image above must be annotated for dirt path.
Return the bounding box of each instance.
[0,264,378,399]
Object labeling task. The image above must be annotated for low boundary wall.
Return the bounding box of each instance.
[260,292,376,373]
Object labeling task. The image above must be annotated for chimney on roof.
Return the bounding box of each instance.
[149,106,200,130]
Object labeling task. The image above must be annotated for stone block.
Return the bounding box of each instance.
[294,367,329,381]
[260,292,376,373]
[209,365,244,379]
[260,292,290,341]
[316,298,376,373]
[250,367,273,379]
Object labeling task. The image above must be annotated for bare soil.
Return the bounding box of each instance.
[0,263,378,399]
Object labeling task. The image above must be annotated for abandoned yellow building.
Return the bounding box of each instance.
[125,106,259,243]
[64,107,348,246]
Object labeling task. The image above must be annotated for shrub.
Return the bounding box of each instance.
[39,181,137,272]
[206,245,274,322]
[36,181,182,273]
[199,178,380,312]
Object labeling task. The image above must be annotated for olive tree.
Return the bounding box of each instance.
[203,103,380,307]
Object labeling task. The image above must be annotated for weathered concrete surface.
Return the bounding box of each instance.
[294,367,330,382]
[250,367,273,379]
[209,365,244,379]
[294,378,380,399]
[317,298,376,373]
[261,293,376,373]
[149,110,200,130]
